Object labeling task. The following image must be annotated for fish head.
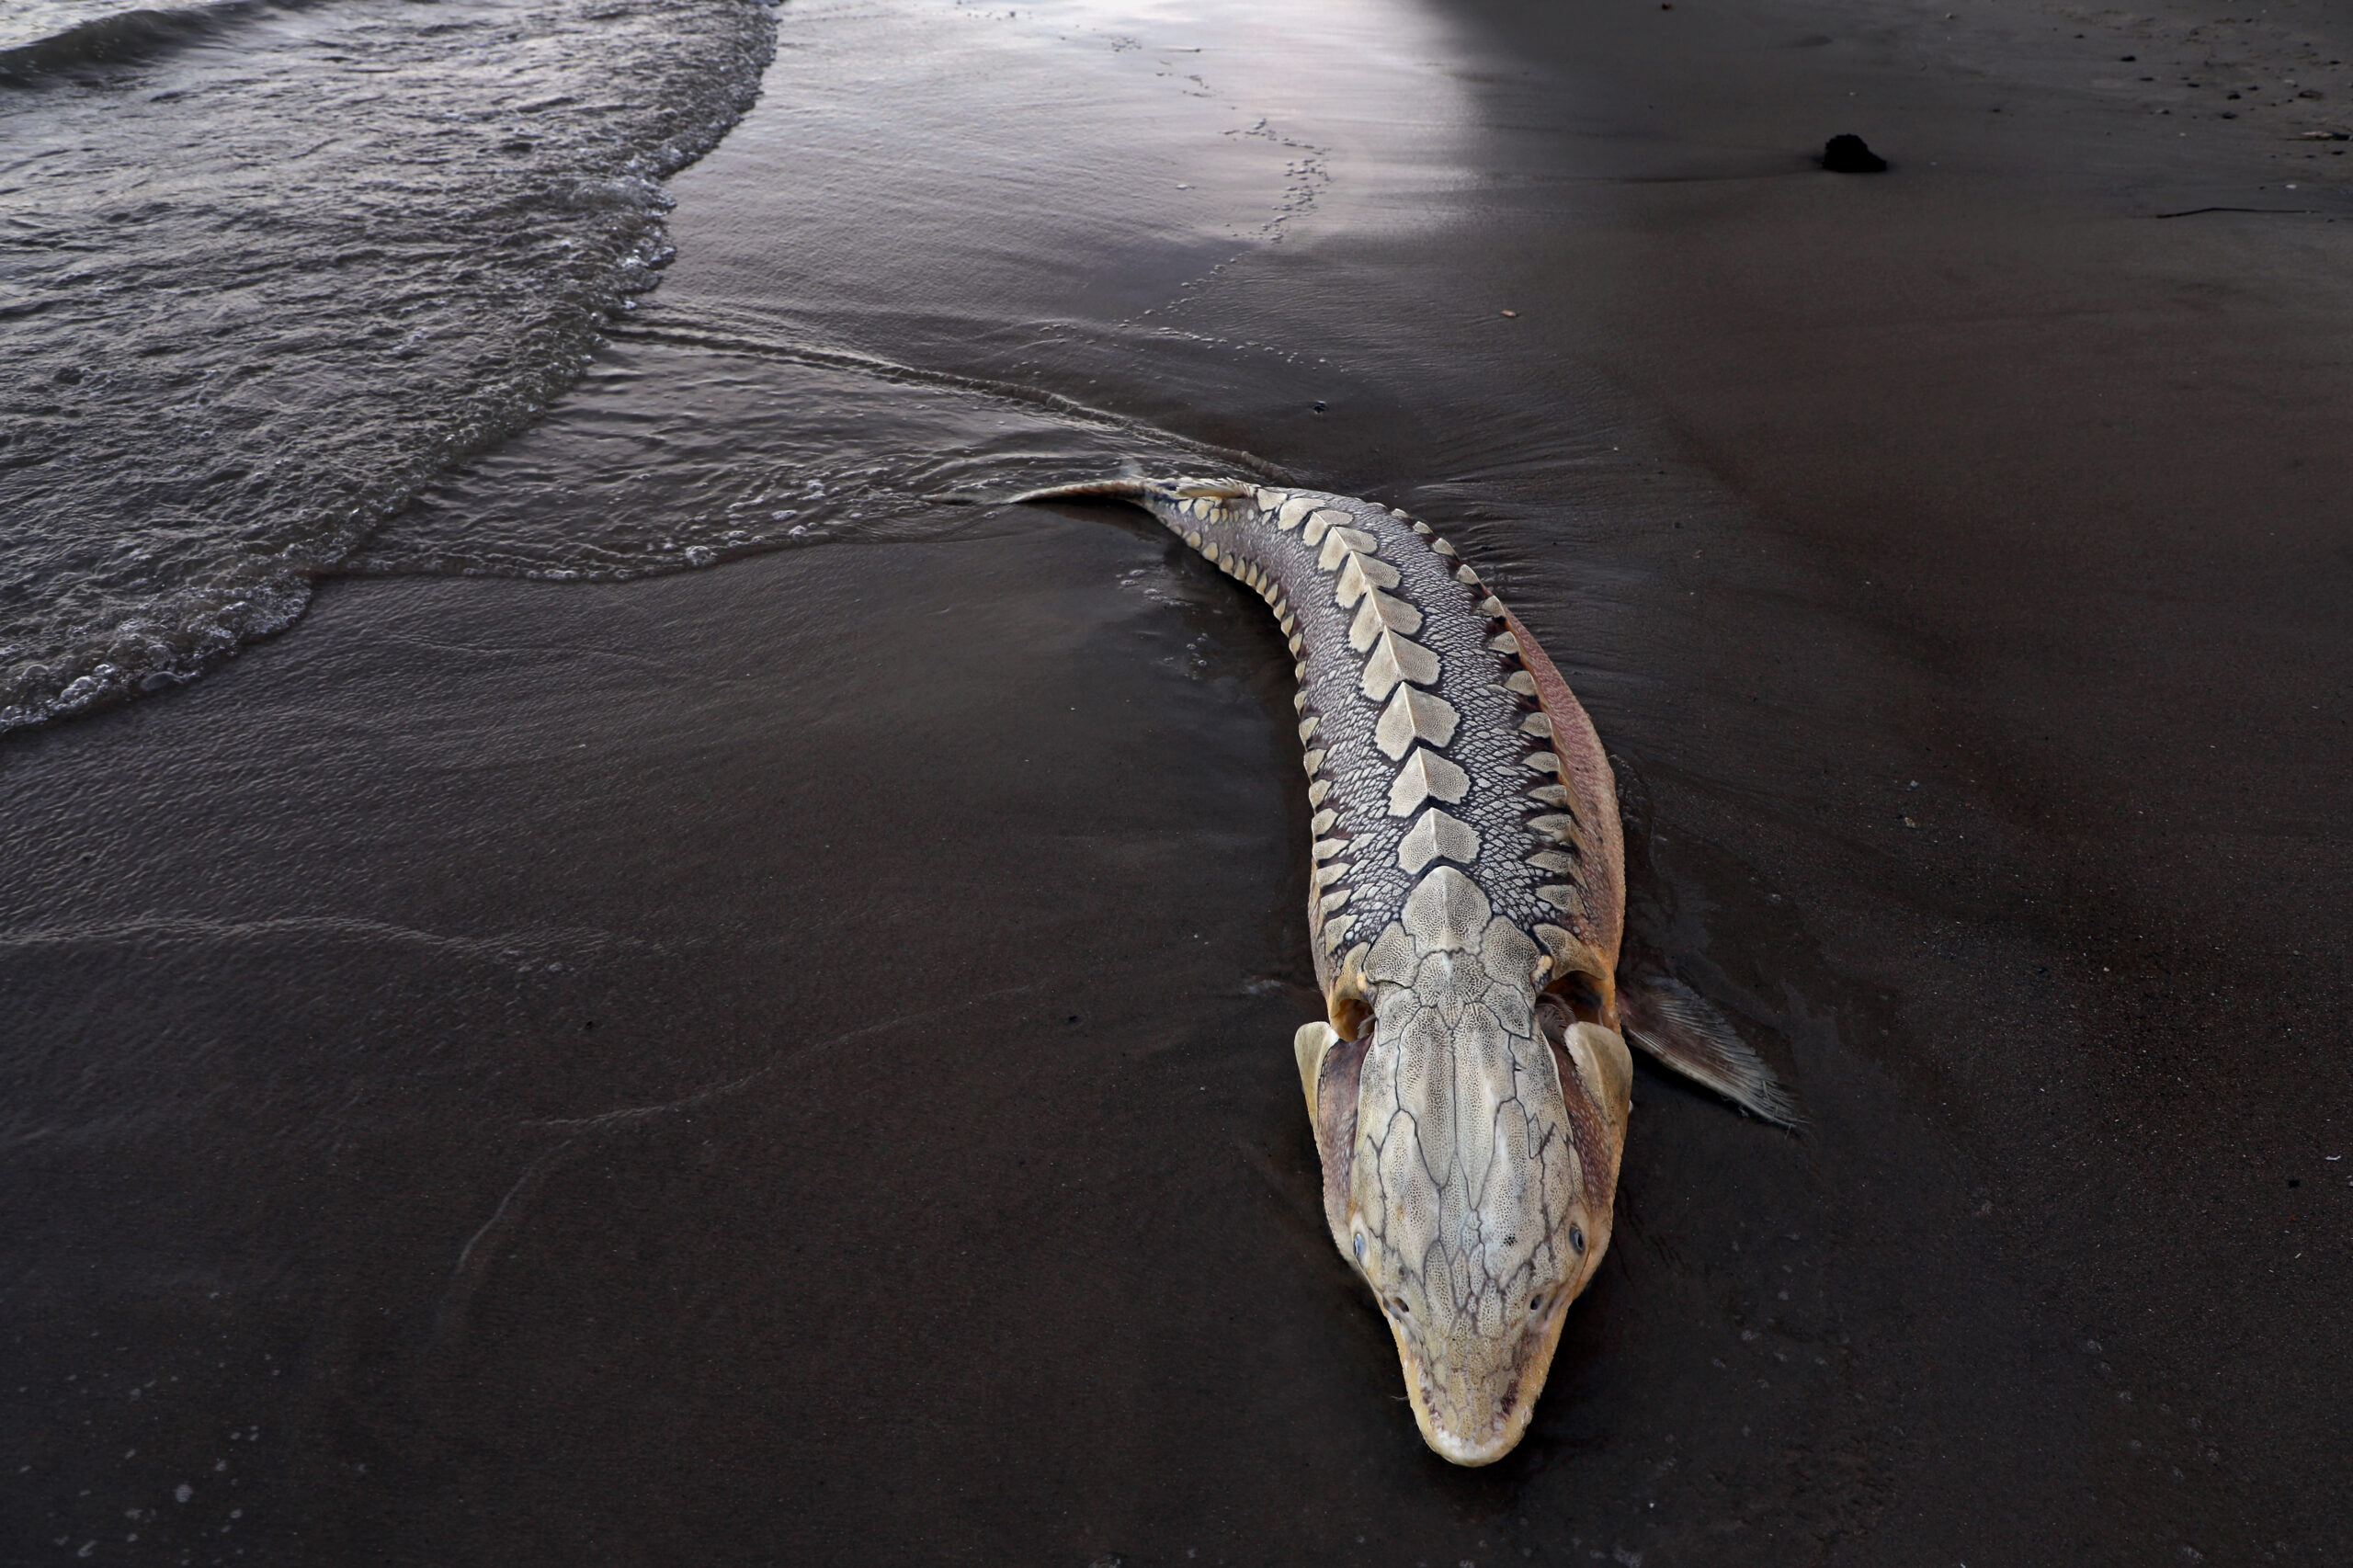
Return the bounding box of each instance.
[1308,868,1631,1466]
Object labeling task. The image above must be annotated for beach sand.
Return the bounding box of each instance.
[5,0,2347,1561]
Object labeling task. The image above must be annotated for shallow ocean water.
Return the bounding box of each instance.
[0,0,774,728]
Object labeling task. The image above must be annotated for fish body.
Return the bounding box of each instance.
[1015,474,1790,1465]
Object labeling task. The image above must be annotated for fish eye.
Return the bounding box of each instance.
[1569,1224,1586,1255]
[1529,1293,1544,1312]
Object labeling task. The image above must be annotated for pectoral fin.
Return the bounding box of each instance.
[1617,976,1804,1128]
[1294,1020,1340,1117]
[1295,1020,1370,1255]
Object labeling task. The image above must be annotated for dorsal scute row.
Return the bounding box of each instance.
[1142,478,1597,991]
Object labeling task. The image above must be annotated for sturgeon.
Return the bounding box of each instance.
[1015,475,1796,1466]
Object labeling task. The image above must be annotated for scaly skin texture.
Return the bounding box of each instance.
[1014,475,1635,1465]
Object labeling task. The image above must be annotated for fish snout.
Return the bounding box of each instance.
[1391,1286,1574,1466]
[1397,1328,1538,1466]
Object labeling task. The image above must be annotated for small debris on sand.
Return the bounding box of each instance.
[1823,133,1888,172]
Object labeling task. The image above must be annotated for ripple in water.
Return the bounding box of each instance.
[345,322,1273,582]
[0,0,776,731]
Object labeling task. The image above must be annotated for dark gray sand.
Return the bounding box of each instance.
[6,0,2348,1562]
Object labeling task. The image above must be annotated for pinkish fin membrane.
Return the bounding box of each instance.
[1618,976,1803,1128]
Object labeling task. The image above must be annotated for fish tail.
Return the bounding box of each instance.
[1006,478,1157,505]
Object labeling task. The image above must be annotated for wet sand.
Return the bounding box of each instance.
[6,0,2349,1562]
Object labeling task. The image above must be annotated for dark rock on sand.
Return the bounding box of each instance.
[1822,131,1888,171]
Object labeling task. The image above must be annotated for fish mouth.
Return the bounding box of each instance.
[1411,1383,1531,1467]
[1390,1322,1558,1467]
